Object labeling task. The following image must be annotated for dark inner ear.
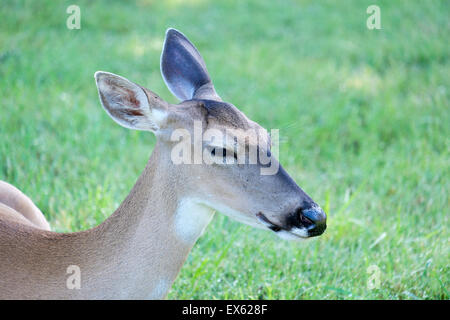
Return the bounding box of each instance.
[161,28,220,101]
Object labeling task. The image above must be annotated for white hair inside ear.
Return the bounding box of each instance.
[94,71,168,132]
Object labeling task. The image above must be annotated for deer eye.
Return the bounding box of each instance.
[210,147,238,162]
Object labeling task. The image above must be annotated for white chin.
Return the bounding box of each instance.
[276,228,308,241]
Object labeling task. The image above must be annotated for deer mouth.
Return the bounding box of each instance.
[256,212,309,239]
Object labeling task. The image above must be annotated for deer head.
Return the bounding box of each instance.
[95,28,326,241]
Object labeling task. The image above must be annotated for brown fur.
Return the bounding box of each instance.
[0,146,193,299]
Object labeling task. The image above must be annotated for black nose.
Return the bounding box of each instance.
[289,206,327,237]
[302,207,327,236]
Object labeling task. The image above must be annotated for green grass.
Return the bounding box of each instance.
[0,0,448,299]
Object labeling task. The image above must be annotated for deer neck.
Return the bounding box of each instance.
[77,142,215,299]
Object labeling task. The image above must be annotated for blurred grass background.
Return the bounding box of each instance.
[0,0,448,299]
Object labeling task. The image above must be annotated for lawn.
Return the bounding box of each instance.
[0,0,448,299]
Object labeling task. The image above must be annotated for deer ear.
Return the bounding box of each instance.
[161,28,220,101]
[95,71,168,132]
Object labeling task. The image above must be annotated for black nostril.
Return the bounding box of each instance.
[287,207,315,229]
[302,207,326,225]
[296,208,315,228]
[288,206,327,237]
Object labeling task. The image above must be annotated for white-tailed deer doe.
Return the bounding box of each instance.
[0,29,326,299]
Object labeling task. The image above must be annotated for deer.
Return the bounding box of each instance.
[0,28,326,299]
